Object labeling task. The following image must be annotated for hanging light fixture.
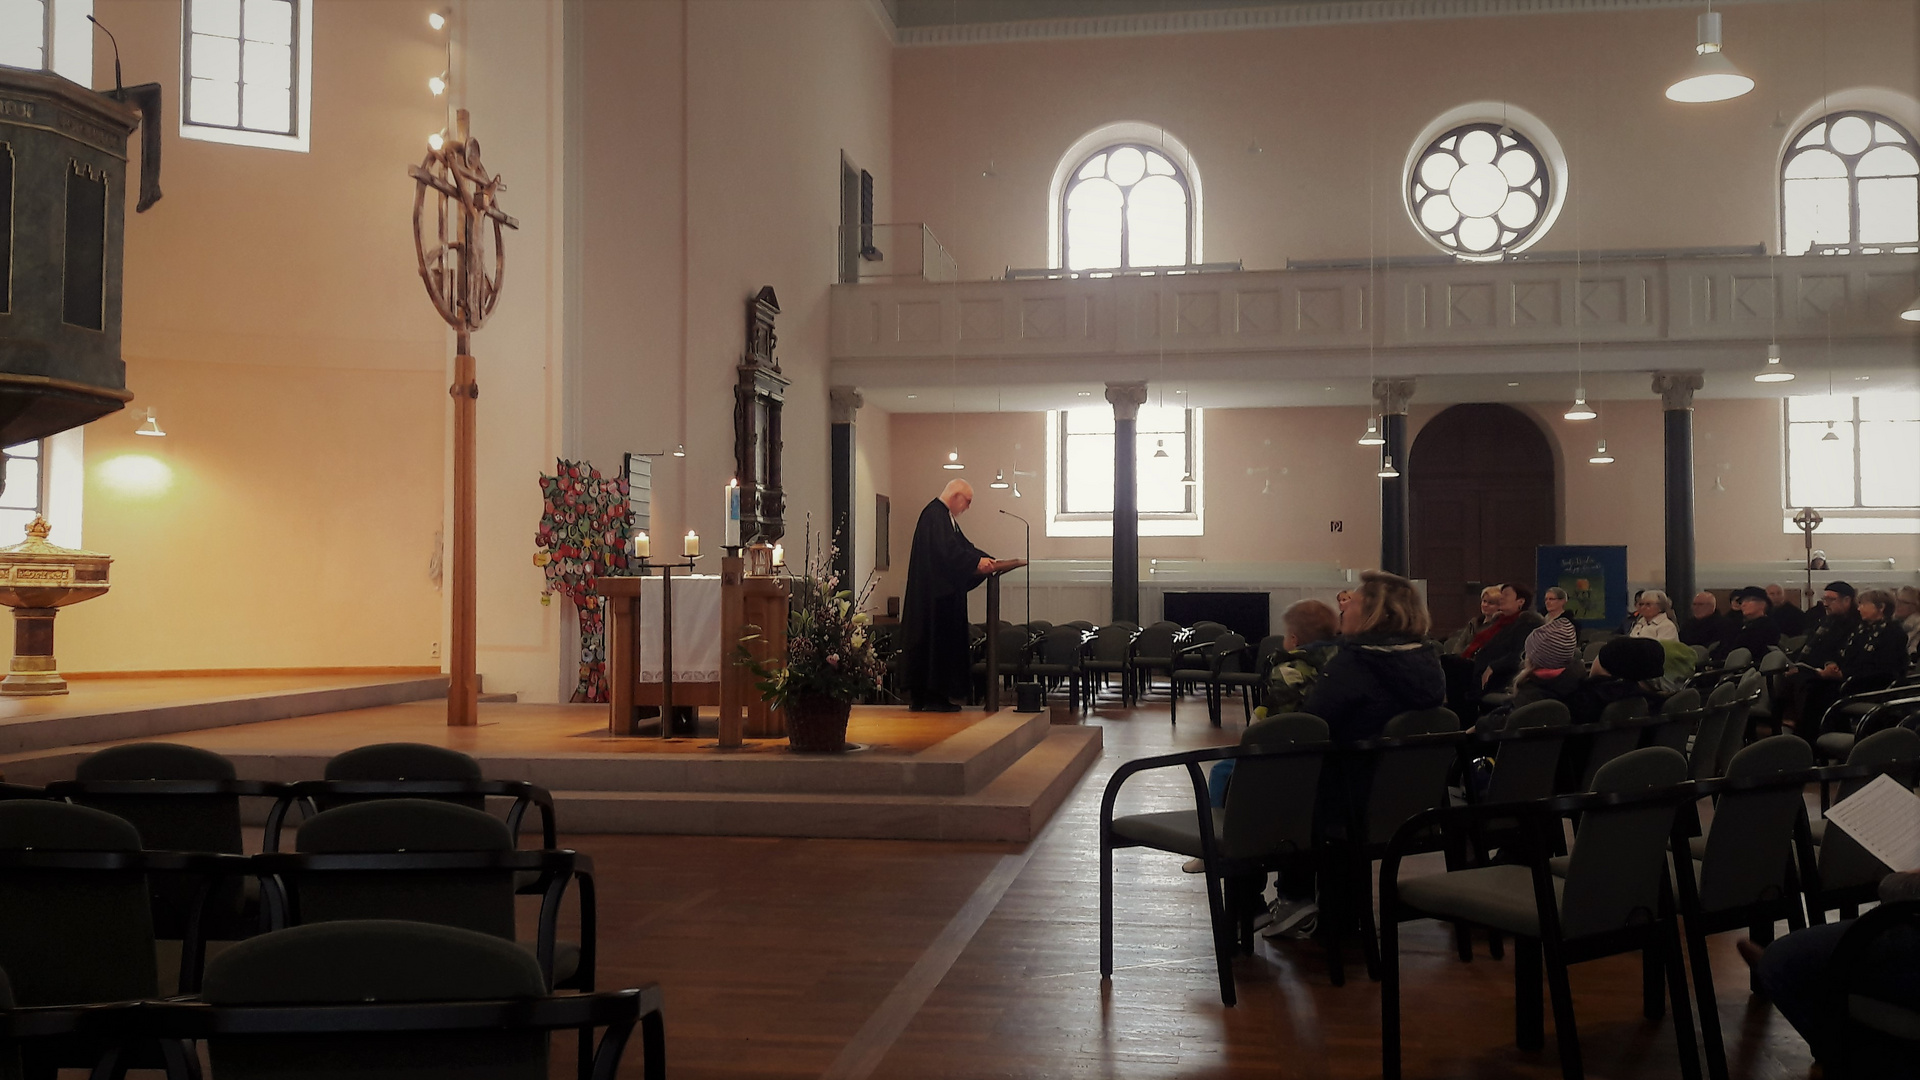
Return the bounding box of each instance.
[1180,470,1196,487]
[1377,455,1400,479]
[428,11,446,30]
[1589,439,1614,464]
[1755,342,1796,383]
[133,407,165,437]
[1152,439,1170,459]
[671,444,686,458]
[1902,293,1920,321]
[1565,391,1597,421]
[989,470,1010,490]
[1665,8,1754,103]
[942,449,965,471]
[1357,416,1385,446]
[1821,422,1839,442]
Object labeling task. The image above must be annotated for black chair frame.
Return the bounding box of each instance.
[1379,786,1704,1080]
[250,848,596,995]
[263,779,558,854]
[1821,900,1920,1080]
[1098,741,1342,1006]
[85,987,662,1080]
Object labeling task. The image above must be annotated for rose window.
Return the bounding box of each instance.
[1408,123,1551,260]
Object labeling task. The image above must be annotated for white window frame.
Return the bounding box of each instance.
[1781,395,1920,535]
[1,0,90,80]
[1402,101,1568,263]
[1045,407,1204,538]
[1048,121,1202,271]
[179,0,313,154]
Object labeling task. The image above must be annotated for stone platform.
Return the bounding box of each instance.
[0,694,1100,842]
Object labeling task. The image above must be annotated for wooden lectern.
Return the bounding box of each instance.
[979,559,1028,714]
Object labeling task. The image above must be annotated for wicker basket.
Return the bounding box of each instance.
[785,691,853,752]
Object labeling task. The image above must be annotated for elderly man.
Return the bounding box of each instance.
[1680,591,1732,651]
[1713,586,1782,662]
[900,479,995,712]
[1766,583,1809,637]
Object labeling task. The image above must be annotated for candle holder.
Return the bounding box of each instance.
[745,542,774,578]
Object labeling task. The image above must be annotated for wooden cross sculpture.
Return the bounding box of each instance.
[410,108,518,727]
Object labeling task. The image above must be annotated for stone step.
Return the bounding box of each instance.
[550,725,1101,842]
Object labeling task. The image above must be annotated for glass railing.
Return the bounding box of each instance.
[836,224,958,283]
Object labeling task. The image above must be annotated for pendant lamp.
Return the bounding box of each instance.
[942,449,965,470]
[1665,10,1754,103]
[1754,342,1796,383]
[134,407,165,437]
[1589,439,1614,464]
[1565,393,1597,421]
[1821,422,1839,442]
[1357,416,1386,446]
[989,470,1010,490]
[1377,455,1400,479]
[1901,293,1920,321]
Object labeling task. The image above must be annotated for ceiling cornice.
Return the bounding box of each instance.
[894,0,1791,46]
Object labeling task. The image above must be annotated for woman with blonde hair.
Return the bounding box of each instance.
[1444,585,1504,654]
[1304,570,1443,744]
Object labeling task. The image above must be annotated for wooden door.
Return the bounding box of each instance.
[1410,404,1556,634]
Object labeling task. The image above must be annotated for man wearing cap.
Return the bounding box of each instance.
[1785,581,1863,743]
[1712,586,1782,664]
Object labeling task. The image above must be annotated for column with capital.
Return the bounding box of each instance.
[1106,382,1149,624]
[1653,372,1705,608]
[829,387,863,587]
[1374,378,1416,577]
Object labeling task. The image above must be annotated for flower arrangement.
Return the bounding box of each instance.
[740,534,885,709]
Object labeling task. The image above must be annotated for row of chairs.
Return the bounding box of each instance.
[971,619,1283,724]
[0,740,663,1080]
[1102,683,1919,1079]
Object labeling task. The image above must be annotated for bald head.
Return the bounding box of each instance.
[941,479,975,515]
[1691,592,1717,619]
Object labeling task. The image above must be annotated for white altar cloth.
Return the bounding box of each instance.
[634,575,722,684]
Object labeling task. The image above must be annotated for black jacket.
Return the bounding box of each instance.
[1841,619,1911,685]
[1713,616,1781,663]
[1304,634,1447,745]
[1768,603,1808,637]
[1802,611,1861,667]
[1681,612,1733,650]
[1470,611,1544,692]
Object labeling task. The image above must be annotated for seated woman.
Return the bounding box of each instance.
[1258,570,1446,938]
[1478,612,1584,731]
[1628,590,1680,642]
[1807,588,1912,743]
[1443,586,1503,655]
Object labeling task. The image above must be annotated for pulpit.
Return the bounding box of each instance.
[979,559,1028,713]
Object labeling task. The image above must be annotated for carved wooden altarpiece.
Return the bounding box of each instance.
[734,287,789,545]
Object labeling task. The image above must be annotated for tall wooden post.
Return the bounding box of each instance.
[409,108,517,727]
[450,344,478,726]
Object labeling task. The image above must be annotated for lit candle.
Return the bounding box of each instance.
[684,530,701,558]
[725,479,742,548]
[632,532,649,560]
[771,542,785,568]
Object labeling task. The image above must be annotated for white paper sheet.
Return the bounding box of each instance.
[1825,773,1920,873]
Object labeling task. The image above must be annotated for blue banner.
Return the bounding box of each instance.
[1535,545,1629,630]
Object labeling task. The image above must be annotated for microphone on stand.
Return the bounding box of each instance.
[999,509,1032,627]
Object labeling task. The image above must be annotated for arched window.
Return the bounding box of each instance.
[1061,145,1192,272]
[1782,111,1919,256]
[1407,122,1553,260]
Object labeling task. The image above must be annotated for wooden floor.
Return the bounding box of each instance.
[539,691,1817,1080]
[125,701,978,758]
[0,674,420,723]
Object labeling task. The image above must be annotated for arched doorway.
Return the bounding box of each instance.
[1410,404,1557,634]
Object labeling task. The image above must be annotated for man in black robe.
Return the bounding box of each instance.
[901,479,994,712]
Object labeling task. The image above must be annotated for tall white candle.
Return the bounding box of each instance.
[632,532,649,559]
[771,542,785,568]
[684,531,701,558]
[725,480,742,548]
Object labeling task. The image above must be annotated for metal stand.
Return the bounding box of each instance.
[984,573,1003,714]
[634,554,701,738]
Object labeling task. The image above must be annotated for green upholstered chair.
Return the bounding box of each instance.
[259,798,594,996]
[180,920,660,1080]
[323,743,486,808]
[1101,713,1334,1004]
[0,800,239,1078]
[1126,623,1179,705]
[52,743,278,947]
[1803,728,1920,923]
[1380,747,1701,1080]
[1022,625,1087,710]
[1670,736,1814,1080]
[1080,624,1135,705]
